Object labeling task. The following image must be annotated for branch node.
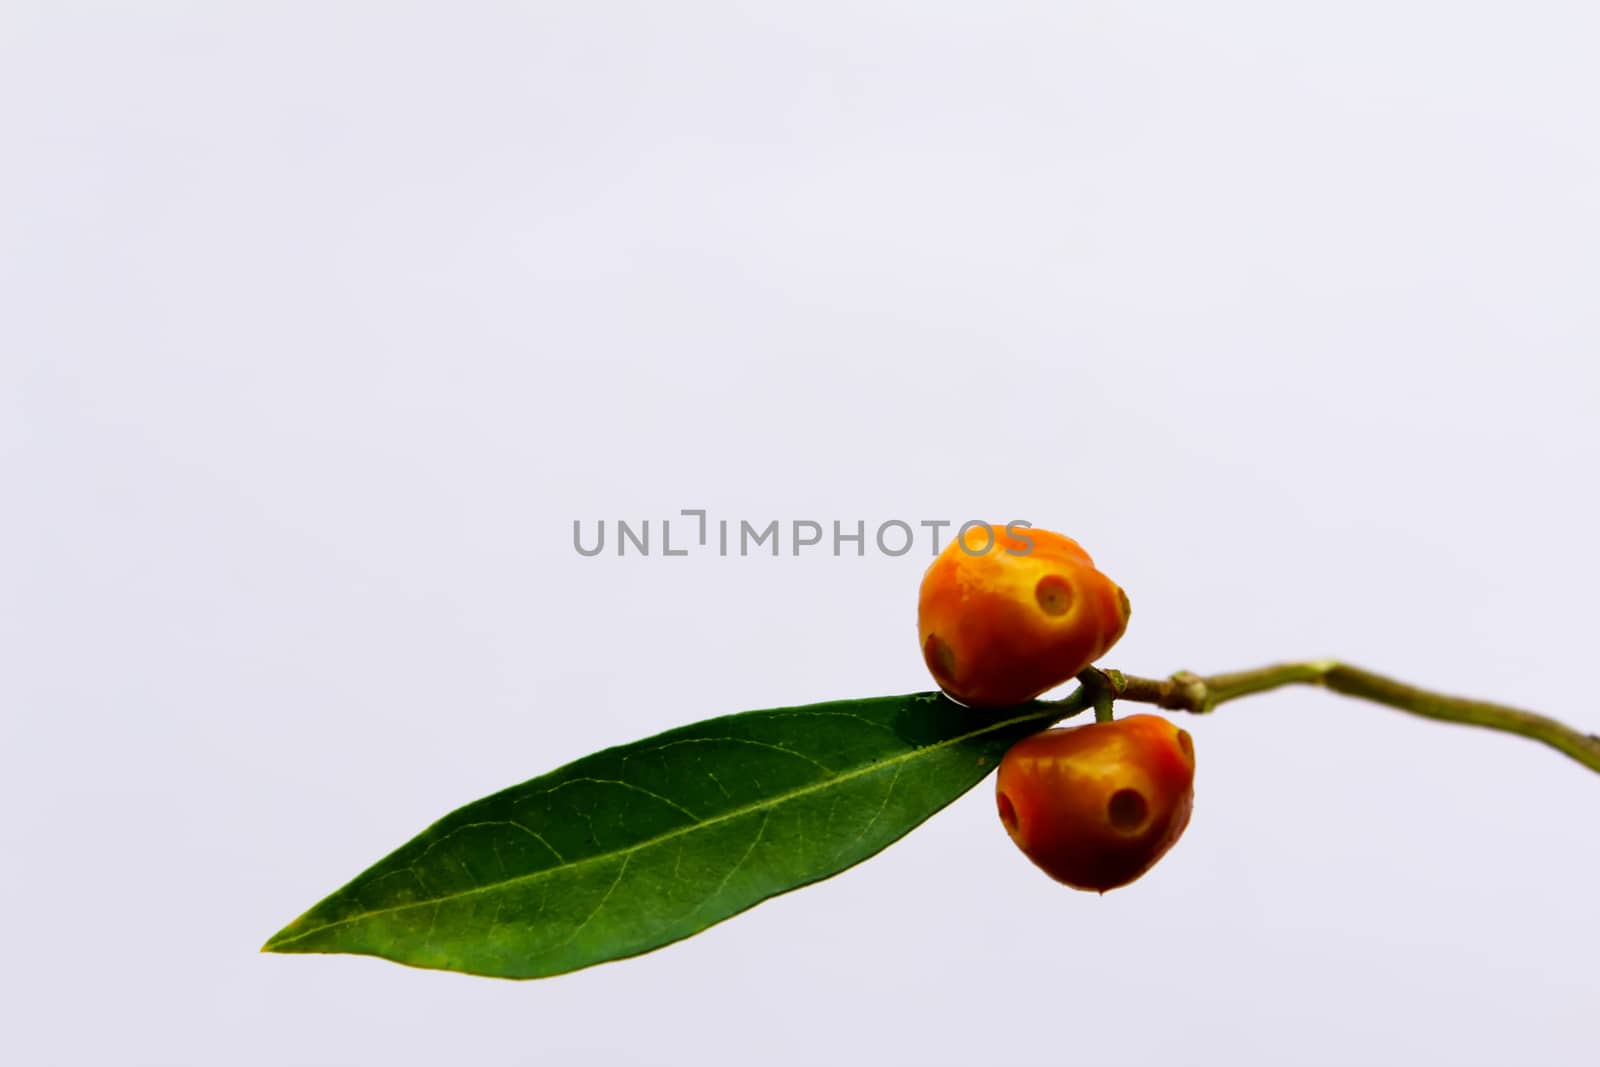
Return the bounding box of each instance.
[1168,670,1211,713]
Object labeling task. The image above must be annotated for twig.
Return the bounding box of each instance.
[1083,661,1600,774]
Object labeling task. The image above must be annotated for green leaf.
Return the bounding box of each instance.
[263,691,1073,979]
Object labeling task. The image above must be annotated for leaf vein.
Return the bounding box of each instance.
[547,854,632,953]
[535,777,702,822]
[639,736,837,774]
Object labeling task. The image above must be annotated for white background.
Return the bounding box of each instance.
[6,3,1599,1065]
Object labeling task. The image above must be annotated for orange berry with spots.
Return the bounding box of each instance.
[996,714,1196,891]
[918,524,1130,708]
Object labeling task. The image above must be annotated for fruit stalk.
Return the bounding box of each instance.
[1093,662,1600,774]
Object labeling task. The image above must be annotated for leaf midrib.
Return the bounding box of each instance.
[265,703,1054,950]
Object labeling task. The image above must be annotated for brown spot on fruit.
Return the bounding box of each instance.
[997,791,1019,837]
[1034,574,1075,616]
[1107,788,1149,832]
[923,632,956,682]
